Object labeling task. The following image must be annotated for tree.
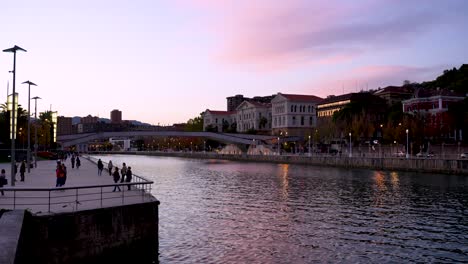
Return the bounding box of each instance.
[185,114,203,132]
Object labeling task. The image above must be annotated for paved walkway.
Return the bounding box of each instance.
[0,156,155,215]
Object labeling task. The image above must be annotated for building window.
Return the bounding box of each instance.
[292,116,296,125]
[301,116,304,125]
[291,105,294,112]
[216,118,218,123]
[309,116,313,126]
[294,105,297,112]
[308,105,311,112]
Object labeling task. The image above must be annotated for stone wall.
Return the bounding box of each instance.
[15,201,159,264]
[93,151,468,175]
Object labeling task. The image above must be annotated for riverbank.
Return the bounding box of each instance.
[89,151,468,175]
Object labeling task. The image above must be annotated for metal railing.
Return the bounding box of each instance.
[0,156,155,214]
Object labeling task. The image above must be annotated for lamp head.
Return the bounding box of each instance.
[32,96,41,100]
[3,45,27,53]
[22,80,37,86]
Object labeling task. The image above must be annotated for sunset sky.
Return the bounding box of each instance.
[1,0,467,125]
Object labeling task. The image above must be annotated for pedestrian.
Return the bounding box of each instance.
[97,159,104,176]
[125,166,133,190]
[112,167,121,192]
[20,160,26,182]
[56,163,65,187]
[61,163,68,186]
[76,156,81,169]
[71,155,75,169]
[108,160,113,176]
[120,163,127,183]
[0,169,7,196]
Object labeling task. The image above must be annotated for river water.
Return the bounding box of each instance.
[91,154,468,263]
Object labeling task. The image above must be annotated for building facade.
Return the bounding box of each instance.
[202,109,236,132]
[57,116,73,136]
[236,101,271,133]
[111,109,122,124]
[271,93,323,136]
[81,115,98,124]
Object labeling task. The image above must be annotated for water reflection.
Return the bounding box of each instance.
[92,155,468,263]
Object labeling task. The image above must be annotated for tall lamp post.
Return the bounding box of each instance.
[22,81,37,173]
[3,45,27,186]
[277,136,280,155]
[406,129,409,159]
[31,96,41,163]
[308,135,311,156]
[349,132,352,158]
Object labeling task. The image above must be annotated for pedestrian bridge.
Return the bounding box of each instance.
[57,131,277,148]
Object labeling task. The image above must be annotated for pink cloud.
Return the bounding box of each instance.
[175,0,451,71]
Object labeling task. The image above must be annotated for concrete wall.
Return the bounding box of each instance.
[0,210,25,264]
[92,151,468,175]
[15,201,159,264]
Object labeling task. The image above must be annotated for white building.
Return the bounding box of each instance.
[236,101,271,133]
[202,109,236,132]
[271,93,323,136]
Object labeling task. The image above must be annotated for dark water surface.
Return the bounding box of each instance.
[92,154,468,263]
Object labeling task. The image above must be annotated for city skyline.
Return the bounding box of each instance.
[1,0,467,125]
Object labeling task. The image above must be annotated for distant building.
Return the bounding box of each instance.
[81,115,98,124]
[402,88,466,138]
[227,95,246,112]
[57,116,73,136]
[236,101,271,133]
[373,85,415,106]
[226,94,275,112]
[271,93,323,136]
[111,109,122,124]
[202,109,235,132]
[317,93,354,118]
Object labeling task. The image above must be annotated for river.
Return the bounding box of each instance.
[91,154,468,263]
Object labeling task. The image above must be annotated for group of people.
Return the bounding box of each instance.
[97,159,133,191]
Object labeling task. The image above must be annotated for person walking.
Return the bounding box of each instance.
[71,155,75,169]
[125,166,133,190]
[56,163,65,187]
[76,156,81,169]
[19,160,26,182]
[97,159,104,176]
[120,163,127,183]
[0,169,7,196]
[108,160,113,176]
[61,163,68,186]
[112,167,121,192]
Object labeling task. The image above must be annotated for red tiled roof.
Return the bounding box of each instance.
[280,93,323,103]
[205,110,234,115]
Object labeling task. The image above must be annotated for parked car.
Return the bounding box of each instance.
[393,151,405,157]
[461,153,468,158]
[416,152,435,158]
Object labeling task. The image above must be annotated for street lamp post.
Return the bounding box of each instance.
[349,132,352,158]
[203,140,206,153]
[3,45,27,186]
[277,137,280,155]
[22,81,37,173]
[406,129,409,159]
[308,135,311,156]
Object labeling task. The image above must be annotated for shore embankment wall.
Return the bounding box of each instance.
[15,201,159,264]
[91,151,468,175]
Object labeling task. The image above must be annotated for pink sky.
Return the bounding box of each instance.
[1,0,467,125]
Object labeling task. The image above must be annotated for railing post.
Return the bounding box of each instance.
[13,190,16,209]
[76,188,79,211]
[122,185,125,205]
[48,190,51,213]
[100,186,103,208]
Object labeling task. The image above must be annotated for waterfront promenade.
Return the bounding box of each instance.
[0,157,155,215]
